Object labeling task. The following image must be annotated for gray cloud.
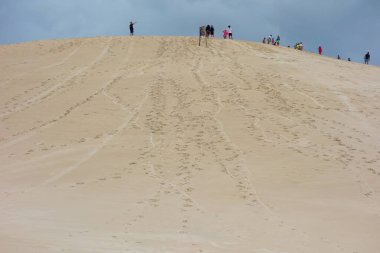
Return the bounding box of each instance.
[0,0,379,65]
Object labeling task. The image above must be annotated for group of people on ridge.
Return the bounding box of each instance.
[129,21,373,65]
[201,25,232,40]
[205,25,215,38]
[294,42,304,51]
[263,35,280,46]
[336,51,370,64]
[223,26,233,39]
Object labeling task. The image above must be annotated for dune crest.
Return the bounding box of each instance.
[1,36,380,252]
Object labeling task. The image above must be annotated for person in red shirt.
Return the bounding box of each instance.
[223,28,228,39]
[318,46,322,55]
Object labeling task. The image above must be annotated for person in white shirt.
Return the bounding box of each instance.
[228,25,233,39]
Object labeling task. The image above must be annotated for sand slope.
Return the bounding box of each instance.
[0,36,380,253]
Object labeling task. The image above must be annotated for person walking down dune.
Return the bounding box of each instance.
[318,46,322,55]
[364,52,370,64]
[129,21,136,36]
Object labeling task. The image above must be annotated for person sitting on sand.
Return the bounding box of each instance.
[299,42,304,50]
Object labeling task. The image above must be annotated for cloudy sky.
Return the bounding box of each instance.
[0,0,379,65]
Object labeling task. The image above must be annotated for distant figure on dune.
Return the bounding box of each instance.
[228,25,233,39]
[267,35,272,44]
[298,42,304,50]
[348,58,351,62]
[276,35,280,46]
[294,43,303,50]
[210,25,215,37]
[223,28,228,39]
[199,26,206,46]
[262,37,266,44]
[318,46,322,55]
[129,21,136,36]
[337,54,341,60]
[364,52,370,64]
[206,25,211,38]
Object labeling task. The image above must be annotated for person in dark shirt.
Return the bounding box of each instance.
[206,25,211,38]
[129,21,136,36]
[210,25,215,37]
[364,52,370,64]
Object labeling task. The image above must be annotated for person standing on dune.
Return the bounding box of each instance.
[276,35,280,46]
[129,21,136,36]
[364,52,370,64]
[318,46,322,55]
[228,25,233,39]
[206,25,211,38]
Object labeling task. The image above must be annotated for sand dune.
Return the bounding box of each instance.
[0,36,380,253]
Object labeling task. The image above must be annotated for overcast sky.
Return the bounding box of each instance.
[0,0,379,65]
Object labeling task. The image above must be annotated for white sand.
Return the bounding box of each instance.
[0,36,380,253]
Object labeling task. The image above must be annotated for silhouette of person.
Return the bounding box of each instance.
[210,25,215,37]
[364,52,370,64]
[129,21,136,36]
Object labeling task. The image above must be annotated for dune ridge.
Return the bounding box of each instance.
[0,36,380,253]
